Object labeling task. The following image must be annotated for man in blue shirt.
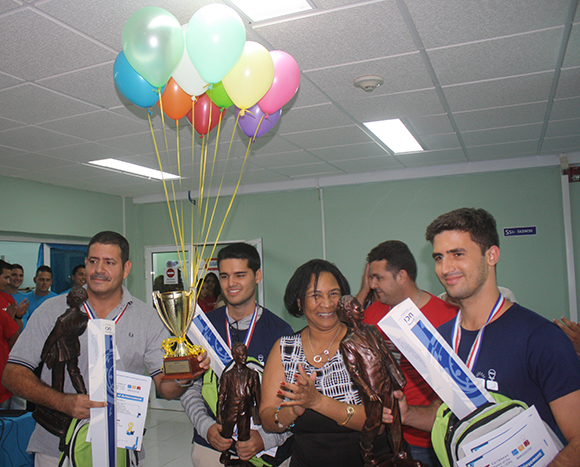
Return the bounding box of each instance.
[23,265,57,328]
[385,208,580,467]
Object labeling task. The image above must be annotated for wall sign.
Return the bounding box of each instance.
[503,226,537,237]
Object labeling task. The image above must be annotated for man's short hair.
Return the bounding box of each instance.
[0,259,11,273]
[217,243,260,273]
[425,207,499,254]
[284,259,350,318]
[36,265,53,277]
[72,264,85,275]
[88,231,130,264]
[366,240,418,282]
[10,263,23,272]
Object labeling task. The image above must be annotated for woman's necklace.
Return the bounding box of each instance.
[308,324,342,364]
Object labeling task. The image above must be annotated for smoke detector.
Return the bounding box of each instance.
[353,75,384,92]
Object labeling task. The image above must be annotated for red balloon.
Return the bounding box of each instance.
[157,78,192,120]
[187,93,226,135]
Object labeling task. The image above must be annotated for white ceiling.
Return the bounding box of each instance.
[1,0,579,201]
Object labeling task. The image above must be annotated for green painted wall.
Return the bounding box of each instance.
[324,167,569,322]
[0,175,123,238]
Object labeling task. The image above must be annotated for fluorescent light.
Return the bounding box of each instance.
[88,159,180,180]
[363,119,423,154]
[229,0,312,22]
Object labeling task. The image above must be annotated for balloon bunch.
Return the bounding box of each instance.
[114,4,301,139]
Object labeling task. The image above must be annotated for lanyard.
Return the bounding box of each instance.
[225,304,259,349]
[451,294,504,371]
[82,301,130,323]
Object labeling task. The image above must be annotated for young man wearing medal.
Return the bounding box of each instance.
[4,231,206,467]
[181,242,294,467]
[385,208,580,466]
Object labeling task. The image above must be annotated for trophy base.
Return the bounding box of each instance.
[162,354,205,380]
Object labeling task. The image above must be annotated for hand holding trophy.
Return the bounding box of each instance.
[153,289,206,380]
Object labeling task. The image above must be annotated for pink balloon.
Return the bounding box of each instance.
[236,104,281,140]
[258,51,300,114]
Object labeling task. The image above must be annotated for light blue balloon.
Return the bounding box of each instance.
[114,51,165,108]
[186,4,246,84]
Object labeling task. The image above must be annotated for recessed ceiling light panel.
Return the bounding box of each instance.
[88,159,180,181]
[363,119,423,154]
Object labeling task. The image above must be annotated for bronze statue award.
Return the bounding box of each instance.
[217,342,261,466]
[338,295,423,467]
[33,286,90,437]
[152,289,205,380]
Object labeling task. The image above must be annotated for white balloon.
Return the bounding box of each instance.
[172,24,208,96]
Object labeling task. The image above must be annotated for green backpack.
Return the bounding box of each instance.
[201,357,275,467]
[58,418,137,467]
[431,393,528,467]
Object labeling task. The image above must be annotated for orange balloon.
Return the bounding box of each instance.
[157,78,192,120]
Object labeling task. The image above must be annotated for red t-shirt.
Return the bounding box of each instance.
[0,305,19,403]
[0,291,15,313]
[363,293,458,447]
[198,295,216,314]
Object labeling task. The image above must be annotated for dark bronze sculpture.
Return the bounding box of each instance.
[338,295,423,467]
[217,342,261,466]
[33,286,89,438]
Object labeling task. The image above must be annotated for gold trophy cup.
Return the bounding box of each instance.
[152,289,205,380]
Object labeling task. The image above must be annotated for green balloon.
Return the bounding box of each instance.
[208,81,233,109]
[122,7,184,88]
[186,4,246,84]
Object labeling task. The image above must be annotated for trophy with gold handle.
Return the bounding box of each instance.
[152,289,205,380]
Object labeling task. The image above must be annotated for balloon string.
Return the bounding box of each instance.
[207,120,253,262]
[189,100,196,287]
[199,101,213,241]
[147,110,186,284]
[197,110,228,271]
[158,90,189,287]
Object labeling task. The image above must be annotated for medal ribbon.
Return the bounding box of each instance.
[225,304,259,349]
[451,293,504,371]
[82,300,130,323]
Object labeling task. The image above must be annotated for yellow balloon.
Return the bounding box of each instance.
[223,41,274,110]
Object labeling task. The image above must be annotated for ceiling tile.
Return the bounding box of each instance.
[37,61,121,109]
[255,2,415,70]
[39,110,150,141]
[0,84,99,124]
[330,155,403,172]
[443,72,554,112]
[428,28,563,86]
[1,126,85,152]
[398,148,468,167]
[282,126,372,149]
[466,141,538,161]
[453,102,547,131]
[462,123,543,146]
[0,8,115,81]
[309,142,388,161]
[406,0,569,48]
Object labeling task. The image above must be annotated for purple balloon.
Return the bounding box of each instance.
[236,104,282,140]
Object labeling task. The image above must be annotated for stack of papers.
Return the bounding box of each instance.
[457,406,561,467]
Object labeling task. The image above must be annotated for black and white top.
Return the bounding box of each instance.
[280,332,361,405]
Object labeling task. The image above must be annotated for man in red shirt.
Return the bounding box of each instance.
[361,241,457,467]
[0,260,20,408]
